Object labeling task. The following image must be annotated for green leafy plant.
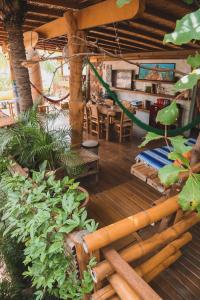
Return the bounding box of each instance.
[0,174,29,300]
[0,164,98,300]
[0,106,84,177]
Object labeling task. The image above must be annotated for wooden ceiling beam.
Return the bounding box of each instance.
[79,0,103,9]
[26,13,55,23]
[27,4,64,18]
[88,36,150,52]
[142,10,176,29]
[117,23,181,49]
[127,20,199,50]
[92,49,200,61]
[88,29,164,51]
[129,19,172,37]
[89,40,134,53]
[27,0,144,40]
[102,25,178,50]
[96,46,133,54]
[28,0,79,9]
[146,0,195,18]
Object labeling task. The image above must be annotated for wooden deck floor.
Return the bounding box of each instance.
[82,136,200,300]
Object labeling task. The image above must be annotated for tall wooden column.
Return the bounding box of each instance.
[26,48,43,104]
[64,10,85,147]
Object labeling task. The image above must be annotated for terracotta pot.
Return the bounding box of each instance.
[78,186,90,208]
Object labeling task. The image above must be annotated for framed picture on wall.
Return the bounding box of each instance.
[112,70,134,89]
[139,63,175,82]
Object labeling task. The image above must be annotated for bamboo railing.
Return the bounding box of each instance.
[83,195,179,253]
[91,213,199,283]
[91,233,191,300]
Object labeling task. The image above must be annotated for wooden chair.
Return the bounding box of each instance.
[114,110,133,143]
[89,104,106,139]
[104,99,114,106]
[83,105,90,133]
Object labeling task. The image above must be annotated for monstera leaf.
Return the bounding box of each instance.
[156,101,179,126]
[116,0,132,7]
[164,9,200,45]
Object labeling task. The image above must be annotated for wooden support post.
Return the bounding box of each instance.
[26,48,43,104]
[64,11,85,147]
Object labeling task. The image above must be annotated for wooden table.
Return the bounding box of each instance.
[67,148,100,182]
[0,111,15,128]
[98,104,122,141]
[0,99,16,119]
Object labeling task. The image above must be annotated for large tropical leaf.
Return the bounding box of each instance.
[164,9,200,45]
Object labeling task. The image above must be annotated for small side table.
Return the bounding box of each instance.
[67,148,100,182]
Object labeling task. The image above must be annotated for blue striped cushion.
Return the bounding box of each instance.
[136,138,196,170]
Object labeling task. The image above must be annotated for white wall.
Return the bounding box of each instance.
[103,59,191,132]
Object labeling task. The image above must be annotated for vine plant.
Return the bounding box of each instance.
[116,0,200,213]
[0,161,98,300]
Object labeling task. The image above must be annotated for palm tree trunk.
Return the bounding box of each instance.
[6,24,33,112]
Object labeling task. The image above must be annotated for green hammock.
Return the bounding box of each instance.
[88,60,200,136]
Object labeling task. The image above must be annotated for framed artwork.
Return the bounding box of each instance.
[139,63,175,82]
[112,70,134,89]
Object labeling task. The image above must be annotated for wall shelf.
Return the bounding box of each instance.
[132,79,176,85]
[111,87,175,99]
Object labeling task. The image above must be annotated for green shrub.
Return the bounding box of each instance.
[0,106,85,177]
[0,163,97,300]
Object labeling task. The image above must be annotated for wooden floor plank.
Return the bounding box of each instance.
[82,134,200,299]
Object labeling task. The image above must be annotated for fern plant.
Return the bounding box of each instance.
[0,106,82,175]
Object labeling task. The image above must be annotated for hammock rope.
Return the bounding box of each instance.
[30,82,69,104]
[88,60,200,136]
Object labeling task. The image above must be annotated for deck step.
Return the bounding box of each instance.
[131,162,165,193]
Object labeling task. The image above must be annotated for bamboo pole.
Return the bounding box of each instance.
[144,251,182,283]
[92,213,199,283]
[92,285,116,300]
[83,195,180,253]
[103,247,161,300]
[108,251,182,300]
[109,274,142,300]
[91,251,181,300]
[134,232,191,277]
[91,234,191,300]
